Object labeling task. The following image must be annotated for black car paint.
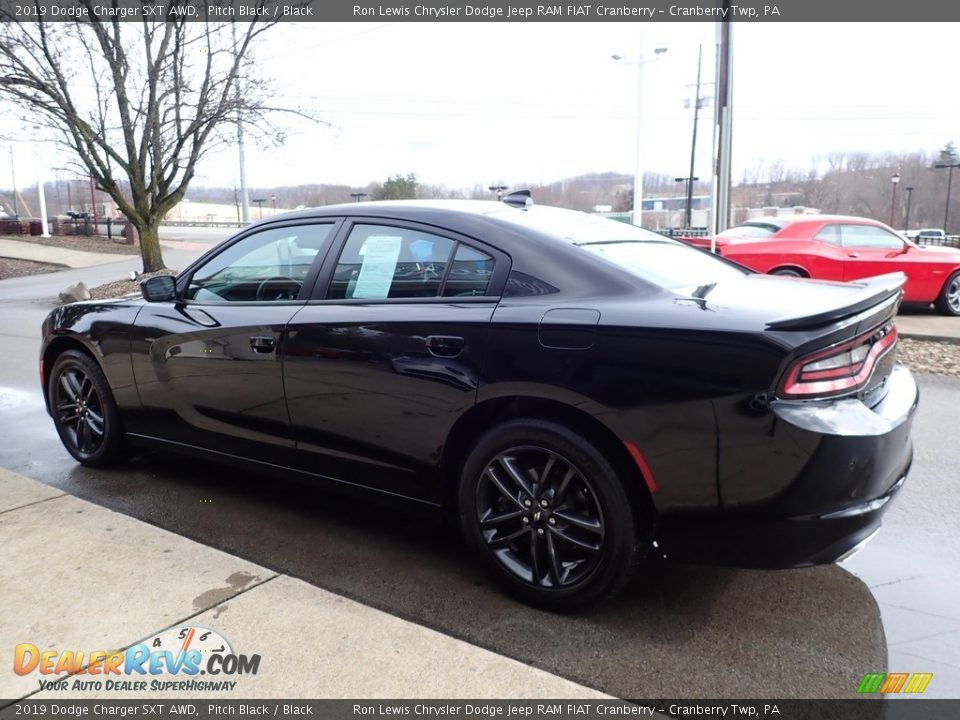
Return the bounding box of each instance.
[41,201,917,567]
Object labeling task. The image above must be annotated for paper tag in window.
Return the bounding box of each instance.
[353,236,402,299]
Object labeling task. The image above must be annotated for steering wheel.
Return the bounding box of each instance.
[255,276,302,301]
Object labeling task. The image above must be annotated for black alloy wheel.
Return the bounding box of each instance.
[48,350,125,467]
[459,419,643,610]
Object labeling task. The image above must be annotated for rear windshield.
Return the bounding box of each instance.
[579,240,747,290]
[497,206,747,290]
[718,222,784,239]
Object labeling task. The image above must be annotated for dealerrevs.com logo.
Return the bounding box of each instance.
[14,626,260,693]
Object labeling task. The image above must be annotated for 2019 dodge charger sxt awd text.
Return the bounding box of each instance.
[41,198,917,609]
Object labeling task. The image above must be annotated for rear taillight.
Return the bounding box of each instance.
[781,324,898,398]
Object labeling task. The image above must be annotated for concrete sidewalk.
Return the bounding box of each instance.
[0,467,607,701]
[0,238,132,269]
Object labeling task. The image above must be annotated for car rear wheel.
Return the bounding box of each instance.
[935,271,960,316]
[48,350,126,467]
[458,419,643,610]
[770,267,804,278]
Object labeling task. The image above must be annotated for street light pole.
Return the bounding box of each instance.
[889,171,900,228]
[685,44,703,230]
[904,186,914,232]
[934,162,960,233]
[613,45,667,227]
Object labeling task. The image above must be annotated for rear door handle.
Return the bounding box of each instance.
[249,335,277,354]
[847,252,860,258]
[425,335,464,358]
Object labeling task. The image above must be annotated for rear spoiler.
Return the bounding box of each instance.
[766,272,906,330]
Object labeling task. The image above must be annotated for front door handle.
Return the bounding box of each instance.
[249,335,277,354]
[847,252,860,258]
[425,335,464,358]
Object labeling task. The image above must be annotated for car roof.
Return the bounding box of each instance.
[737,214,888,230]
[278,198,510,221]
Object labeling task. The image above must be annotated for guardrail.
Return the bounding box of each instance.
[660,227,711,238]
[161,220,249,228]
[915,235,960,249]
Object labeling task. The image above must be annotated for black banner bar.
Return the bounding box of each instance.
[2,700,960,720]
[1,0,960,22]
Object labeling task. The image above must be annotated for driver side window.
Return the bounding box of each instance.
[840,224,905,250]
[186,224,334,303]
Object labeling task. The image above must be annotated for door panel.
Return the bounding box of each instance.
[127,222,338,460]
[130,303,301,457]
[283,302,495,501]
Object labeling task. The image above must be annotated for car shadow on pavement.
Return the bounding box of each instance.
[55,451,886,699]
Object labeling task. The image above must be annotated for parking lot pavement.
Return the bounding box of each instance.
[842,373,960,699]
[0,468,608,701]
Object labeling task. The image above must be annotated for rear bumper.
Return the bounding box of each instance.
[656,364,918,568]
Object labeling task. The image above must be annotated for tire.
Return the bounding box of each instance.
[935,270,960,316]
[771,268,804,278]
[48,350,126,467]
[458,418,644,611]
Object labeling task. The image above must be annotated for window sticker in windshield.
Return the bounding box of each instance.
[353,235,403,299]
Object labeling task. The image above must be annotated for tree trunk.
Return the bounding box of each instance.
[138,222,166,273]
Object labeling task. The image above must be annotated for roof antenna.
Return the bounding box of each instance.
[502,190,533,209]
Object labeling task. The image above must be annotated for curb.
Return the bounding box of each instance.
[899,332,960,345]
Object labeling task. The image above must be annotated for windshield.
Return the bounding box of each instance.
[497,207,748,290]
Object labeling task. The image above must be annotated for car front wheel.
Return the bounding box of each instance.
[48,350,126,467]
[771,267,804,278]
[458,419,643,610]
[935,270,960,316]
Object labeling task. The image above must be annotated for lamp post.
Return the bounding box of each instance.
[612,44,668,227]
[488,184,508,201]
[349,192,367,203]
[934,162,960,233]
[903,186,915,233]
[889,172,900,228]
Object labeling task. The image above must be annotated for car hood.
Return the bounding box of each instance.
[909,244,960,261]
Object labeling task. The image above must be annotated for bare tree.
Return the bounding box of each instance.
[0,6,288,272]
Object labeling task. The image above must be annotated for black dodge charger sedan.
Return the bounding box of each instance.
[41,197,917,609]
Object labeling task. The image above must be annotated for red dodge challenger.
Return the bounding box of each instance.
[684,215,960,315]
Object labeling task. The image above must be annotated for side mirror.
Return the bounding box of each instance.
[140,275,177,302]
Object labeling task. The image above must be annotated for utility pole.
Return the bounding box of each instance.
[711,9,734,247]
[685,44,703,230]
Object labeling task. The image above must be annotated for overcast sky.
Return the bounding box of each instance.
[13,22,960,194]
